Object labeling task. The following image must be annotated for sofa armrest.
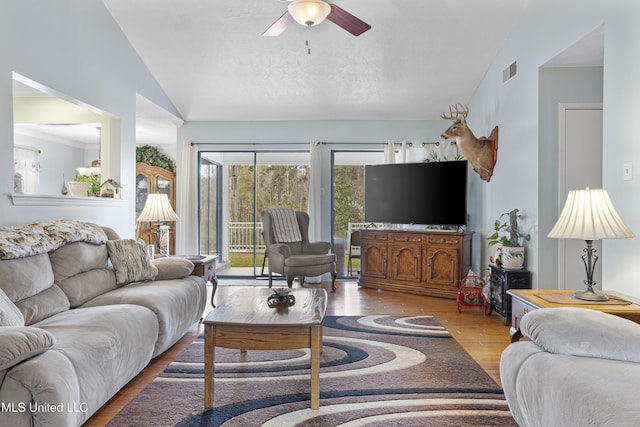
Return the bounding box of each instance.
[520,307,640,363]
[0,326,55,371]
[303,241,330,255]
[152,257,194,280]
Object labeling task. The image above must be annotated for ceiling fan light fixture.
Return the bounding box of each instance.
[288,0,331,27]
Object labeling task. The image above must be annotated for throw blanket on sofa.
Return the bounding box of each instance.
[266,208,302,243]
[0,219,107,260]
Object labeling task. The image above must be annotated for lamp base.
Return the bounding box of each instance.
[572,288,609,302]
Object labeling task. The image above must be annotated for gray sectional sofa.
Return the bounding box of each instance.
[0,220,207,427]
[500,307,640,427]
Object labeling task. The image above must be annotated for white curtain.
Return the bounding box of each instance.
[384,140,396,164]
[399,141,408,163]
[177,140,198,255]
[307,140,322,282]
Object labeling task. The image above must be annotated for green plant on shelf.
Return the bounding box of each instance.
[73,172,101,195]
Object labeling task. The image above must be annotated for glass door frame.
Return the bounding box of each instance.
[197,147,310,278]
[197,153,222,259]
[330,148,385,278]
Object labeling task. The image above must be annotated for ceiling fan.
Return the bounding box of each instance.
[262,0,371,37]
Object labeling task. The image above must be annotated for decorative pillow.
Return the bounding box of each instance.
[521,307,640,363]
[0,288,24,327]
[106,239,158,286]
[0,326,55,371]
[152,257,194,280]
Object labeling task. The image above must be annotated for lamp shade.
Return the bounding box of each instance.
[137,193,178,222]
[288,0,331,27]
[548,187,634,240]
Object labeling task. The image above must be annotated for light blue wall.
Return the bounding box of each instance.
[5,0,638,295]
[0,0,178,235]
[538,67,603,289]
[178,120,488,272]
[469,0,640,296]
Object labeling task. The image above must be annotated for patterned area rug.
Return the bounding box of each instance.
[109,316,516,426]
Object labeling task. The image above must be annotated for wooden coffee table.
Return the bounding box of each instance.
[203,286,328,410]
[508,289,640,342]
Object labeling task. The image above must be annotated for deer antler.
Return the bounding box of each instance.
[440,103,469,121]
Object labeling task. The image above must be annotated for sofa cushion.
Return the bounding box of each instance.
[285,253,335,267]
[0,326,55,371]
[0,253,70,325]
[152,257,194,280]
[520,307,640,363]
[50,242,117,307]
[81,276,206,357]
[11,304,158,425]
[15,285,71,325]
[0,288,24,326]
[106,239,158,285]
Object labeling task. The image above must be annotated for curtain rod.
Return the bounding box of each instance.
[190,141,453,147]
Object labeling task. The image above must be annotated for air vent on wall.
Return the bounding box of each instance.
[502,60,518,84]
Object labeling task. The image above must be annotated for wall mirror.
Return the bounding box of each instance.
[12,73,119,198]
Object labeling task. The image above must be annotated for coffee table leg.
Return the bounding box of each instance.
[204,324,215,410]
[310,325,321,410]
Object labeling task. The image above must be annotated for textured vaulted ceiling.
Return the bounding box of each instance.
[103,0,530,122]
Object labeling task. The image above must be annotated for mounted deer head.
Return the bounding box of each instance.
[440,103,498,182]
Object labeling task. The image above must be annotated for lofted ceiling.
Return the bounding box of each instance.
[103,0,531,122]
[15,1,606,147]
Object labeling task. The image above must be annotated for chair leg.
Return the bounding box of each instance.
[268,271,273,288]
[286,276,294,288]
[261,250,267,276]
[331,272,337,291]
[300,277,305,287]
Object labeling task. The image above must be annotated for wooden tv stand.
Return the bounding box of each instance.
[358,228,472,299]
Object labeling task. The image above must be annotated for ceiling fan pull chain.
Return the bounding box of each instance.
[306,39,311,55]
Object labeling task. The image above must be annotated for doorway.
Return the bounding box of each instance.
[558,103,603,290]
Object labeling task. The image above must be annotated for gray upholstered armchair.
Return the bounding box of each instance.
[261,209,337,290]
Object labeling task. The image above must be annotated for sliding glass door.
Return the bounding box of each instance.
[198,150,309,278]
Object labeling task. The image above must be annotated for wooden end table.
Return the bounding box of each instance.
[508,289,640,342]
[174,255,217,307]
[203,286,328,411]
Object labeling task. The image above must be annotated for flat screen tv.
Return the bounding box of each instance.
[364,160,467,226]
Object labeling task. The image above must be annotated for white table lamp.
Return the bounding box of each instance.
[548,187,634,301]
[137,193,178,256]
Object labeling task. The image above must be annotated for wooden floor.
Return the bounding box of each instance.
[85,280,512,426]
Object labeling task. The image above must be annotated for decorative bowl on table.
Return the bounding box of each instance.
[267,288,296,308]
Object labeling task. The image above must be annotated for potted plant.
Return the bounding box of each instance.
[487,209,531,269]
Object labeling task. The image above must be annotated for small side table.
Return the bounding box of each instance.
[508,289,640,342]
[177,255,217,307]
[190,256,217,285]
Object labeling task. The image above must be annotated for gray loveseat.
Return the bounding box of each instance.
[0,220,207,427]
[500,307,640,427]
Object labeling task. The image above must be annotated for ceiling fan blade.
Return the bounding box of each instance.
[326,4,371,36]
[262,10,294,37]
